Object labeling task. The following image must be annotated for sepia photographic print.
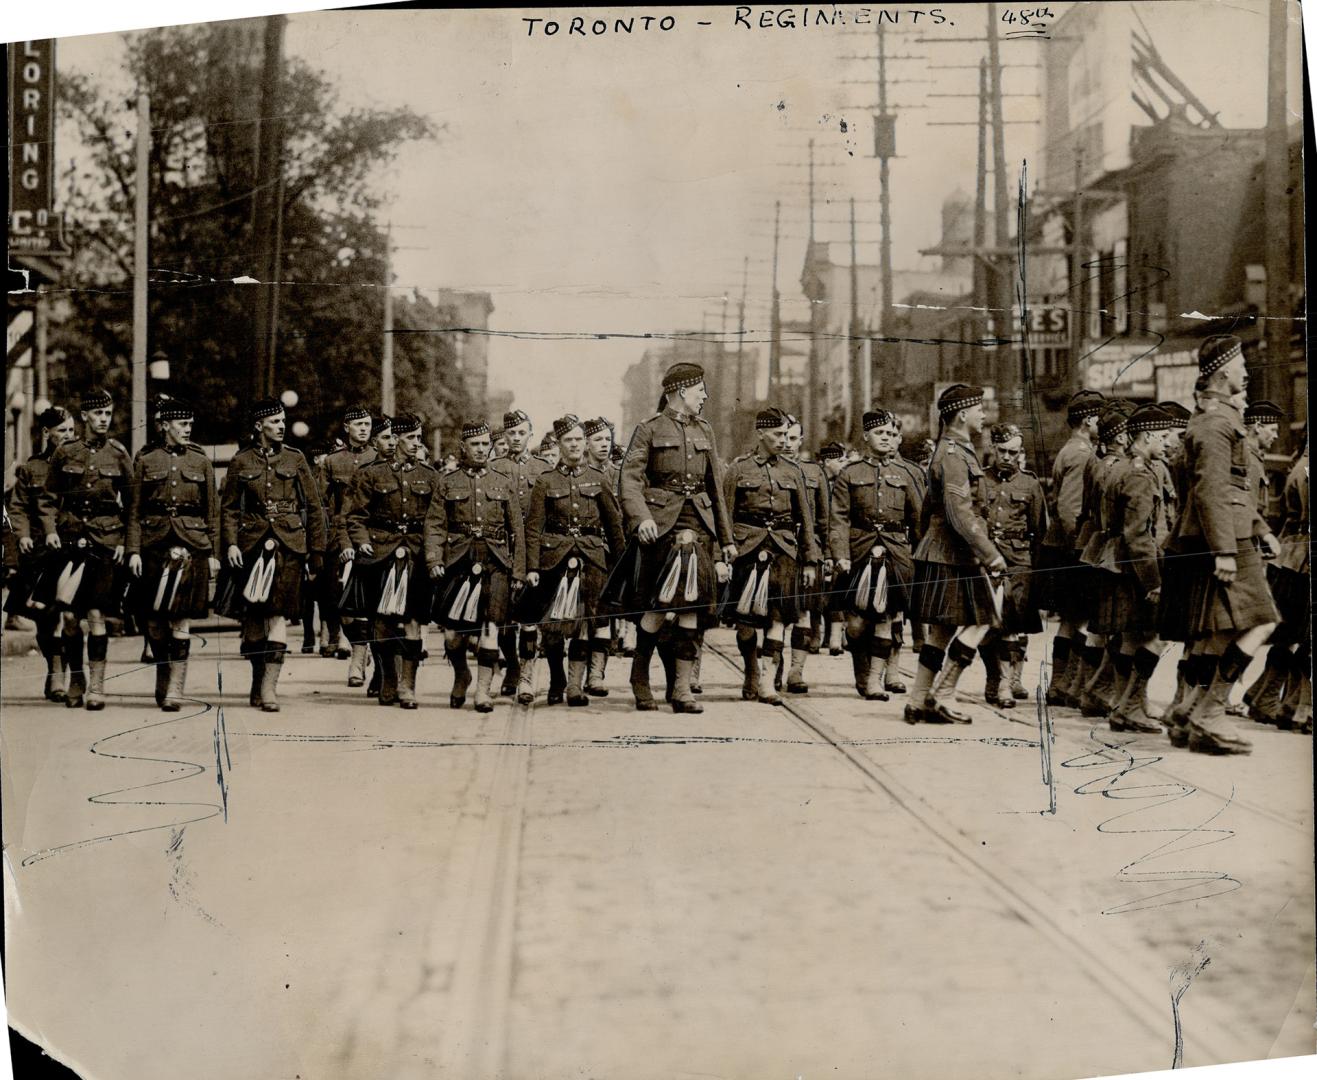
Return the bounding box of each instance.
[3,2,1313,1079]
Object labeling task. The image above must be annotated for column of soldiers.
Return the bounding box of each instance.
[3,336,1309,743]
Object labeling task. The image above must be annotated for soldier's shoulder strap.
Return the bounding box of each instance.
[108,438,130,455]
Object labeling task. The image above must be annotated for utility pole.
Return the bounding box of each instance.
[1263,0,1291,444]
[986,3,1016,418]
[251,13,286,401]
[807,138,816,244]
[382,223,395,415]
[769,200,782,401]
[1070,147,1086,381]
[131,92,150,457]
[875,20,894,345]
[734,256,748,419]
[974,60,989,332]
[849,198,865,433]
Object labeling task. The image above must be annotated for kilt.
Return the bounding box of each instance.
[431,547,511,632]
[3,549,54,616]
[1095,568,1158,637]
[718,546,799,627]
[29,542,124,618]
[1182,539,1280,638]
[1086,567,1128,636]
[602,517,720,625]
[338,549,432,621]
[836,542,914,619]
[1267,564,1309,643]
[1032,543,1083,619]
[130,544,212,620]
[796,545,828,617]
[999,558,1043,635]
[519,554,608,637]
[1155,544,1194,643]
[213,537,306,620]
[911,558,1001,629]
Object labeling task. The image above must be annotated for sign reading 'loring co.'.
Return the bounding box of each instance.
[8,39,72,259]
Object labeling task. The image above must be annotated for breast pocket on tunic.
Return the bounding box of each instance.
[649,435,683,474]
[849,476,877,514]
[879,475,907,515]
[180,467,208,499]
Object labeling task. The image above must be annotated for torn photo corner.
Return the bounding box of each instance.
[3,3,1312,1080]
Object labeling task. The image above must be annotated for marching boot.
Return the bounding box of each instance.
[772,649,783,694]
[585,644,610,697]
[516,658,537,706]
[63,631,87,709]
[758,640,785,706]
[242,638,266,708]
[447,637,472,708]
[545,641,567,706]
[691,646,704,695]
[657,637,678,703]
[260,642,287,713]
[1245,645,1289,724]
[929,639,976,724]
[347,641,369,688]
[630,629,659,711]
[473,648,499,713]
[1168,654,1214,748]
[979,637,1004,707]
[828,619,845,656]
[147,628,171,707]
[1186,645,1253,754]
[737,631,760,701]
[1045,637,1077,707]
[786,627,809,693]
[367,641,383,698]
[396,639,420,710]
[498,627,520,697]
[1272,648,1305,731]
[376,636,399,707]
[904,643,942,724]
[850,636,873,701]
[1108,649,1162,733]
[865,638,892,702]
[884,634,908,695]
[85,634,109,711]
[162,637,191,712]
[566,650,590,707]
[1007,644,1029,701]
[1079,651,1114,716]
[671,656,703,714]
[39,634,67,702]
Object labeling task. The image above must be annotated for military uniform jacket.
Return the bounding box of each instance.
[344,457,439,564]
[1246,433,1270,525]
[127,444,220,555]
[829,454,922,563]
[319,444,378,551]
[1042,433,1093,549]
[525,462,625,573]
[38,435,135,553]
[220,443,328,556]
[424,464,525,578]
[1081,453,1133,567]
[790,456,830,561]
[913,436,1001,568]
[1169,393,1270,555]
[493,451,552,521]
[1153,458,1179,552]
[600,458,622,500]
[1276,452,1309,575]
[1110,457,1174,593]
[723,452,820,563]
[981,467,1046,568]
[893,452,929,501]
[9,449,54,543]
[619,409,734,545]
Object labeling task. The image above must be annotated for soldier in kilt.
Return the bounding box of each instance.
[491,410,551,702]
[318,406,378,683]
[218,398,329,712]
[906,385,1007,725]
[720,407,820,705]
[7,406,77,701]
[361,416,396,697]
[1097,404,1181,733]
[125,400,220,711]
[829,410,922,702]
[1038,389,1104,706]
[581,416,622,696]
[425,420,526,712]
[340,413,436,709]
[780,416,829,693]
[35,389,134,710]
[977,425,1046,709]
[1164,336,1281,753]
[608,362,736,713]
[817,442,850,654]
[522,416,626,706]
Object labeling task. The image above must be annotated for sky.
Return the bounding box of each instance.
[53,1,1304,431]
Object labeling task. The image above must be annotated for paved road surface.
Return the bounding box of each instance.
[3,627,1312,1080]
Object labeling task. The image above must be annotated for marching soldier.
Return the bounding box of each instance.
[425,420,526,712]
[1155,399,1201,725]
[492,409,551,702]
[1099,404,1179,733]
[582,416,621,694]
[36,388,135,710]
[536,434,561,469]
[817,441,849,655]
[1243,400,1283,522]
[363,415,396,697]
[829,410,922,703]
[612,362,736,713]
[977,424,1046,709]
[1038,389,1104,707]
[721,407,820,705]
[906,385,1006,725]
[126,400,221,711]
[219,398,328,712]
[781,416,829,692]
[1166,335,1281,753]
[342,413,438,709]
[319,405,378,686]
[7,406,78,701]
[523,415,626,706]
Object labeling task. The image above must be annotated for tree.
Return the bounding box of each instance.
[51,19,454,447]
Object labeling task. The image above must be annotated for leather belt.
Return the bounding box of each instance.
[553,525,602,538]
[736,512,795,530]
[263,500,300,513]
[854,517,904,530]
[662,483,703,497]
[147,505,202,517]
[458,525,505,541]
[992,528,1032,540]
[370,517,422,532]
[65,500,120,517]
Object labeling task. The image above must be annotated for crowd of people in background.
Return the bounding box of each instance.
[3,331,1309,754]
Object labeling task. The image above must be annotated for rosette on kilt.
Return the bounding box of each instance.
[434,559,488,632]
[843,545,889,619]
[138,545,210,619]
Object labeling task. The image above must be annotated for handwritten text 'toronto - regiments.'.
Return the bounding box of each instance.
[521,8,960,37]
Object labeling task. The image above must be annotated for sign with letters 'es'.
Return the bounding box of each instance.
[1018,305,1070,346]
[8,39,72,259]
